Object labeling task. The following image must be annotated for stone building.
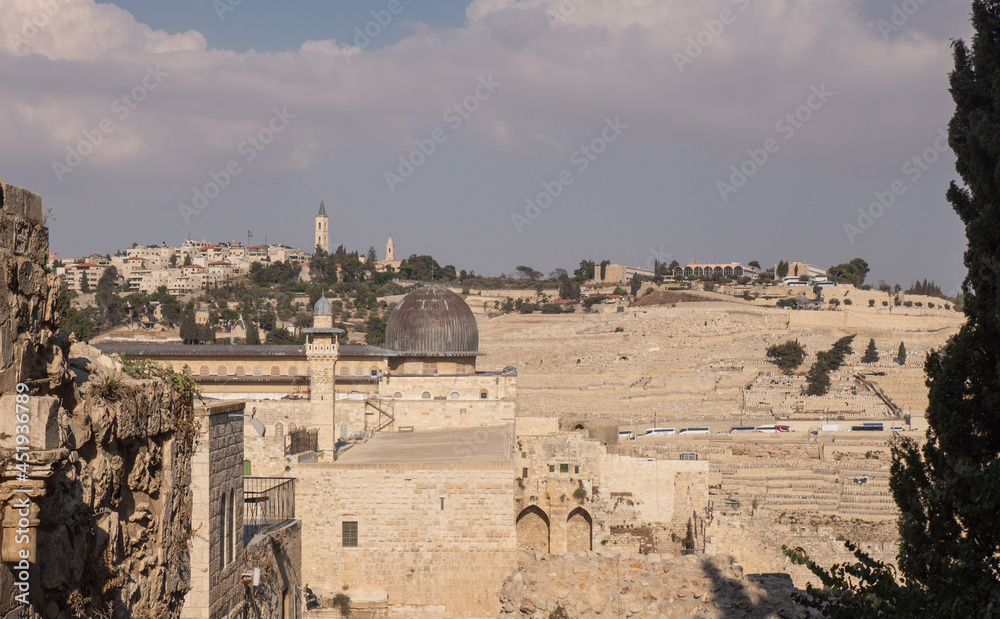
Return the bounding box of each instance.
[314,199,328,254]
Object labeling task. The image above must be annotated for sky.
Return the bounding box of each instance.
[0,0,977,291]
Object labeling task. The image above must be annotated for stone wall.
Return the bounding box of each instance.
[704,509,898,590]
[184,402,246,619]
[244,521,302,619]
[497,551,807,618]
[294,461,517,619]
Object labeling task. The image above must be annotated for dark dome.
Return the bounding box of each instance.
[385,285,478,354]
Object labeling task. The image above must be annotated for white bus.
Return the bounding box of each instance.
[729,426,757,433]
[618,430,634,440]
[642,427,675,436]
[678,427,710,435]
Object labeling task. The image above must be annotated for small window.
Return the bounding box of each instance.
[243,460,252,476]
[275,422,283,437]
[253,365,263,376]
[217,365,227,376]
[521,451,527,459]
[574,465,580,474]
[370,368,379,377]
[235,366,246,377]
[342,521,358,547]
[560,464,569,473]
[393,392,402,399]
[522,467,528,478]
[480,390,488,399]
[549,465,555,473]
[449,392,459,400]
[288,366,298,376]
[199,365,210,376]
[340,366,350,376]
[421,392,431,399]
[355,366,364,376]
[271,365,281,376]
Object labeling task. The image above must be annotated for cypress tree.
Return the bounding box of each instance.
[862,339,879,364]
[897,342,906,365]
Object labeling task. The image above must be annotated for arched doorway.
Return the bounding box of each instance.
[567,507,593,552]
[516,506,550,552]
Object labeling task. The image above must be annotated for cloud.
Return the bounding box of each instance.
[0,0,972,287]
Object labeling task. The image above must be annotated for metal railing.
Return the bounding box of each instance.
[244,477,295,543]
[289,428,319,454]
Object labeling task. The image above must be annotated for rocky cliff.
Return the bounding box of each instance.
[0,178,196,619]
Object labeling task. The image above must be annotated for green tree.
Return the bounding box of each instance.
[179,313,200,344]
[79,274,90,294]
[246,322,261,345]
[776,260,789,279]
[629,274,643,297]
[748,260,761,271]
[828,258,870,288]
[264,328,300,344]
[365,314,387,346]
[765,339,806,374]
[896,342,906,366]
[862,338,879,364]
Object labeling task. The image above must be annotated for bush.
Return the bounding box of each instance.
[829,298,841,307]
[844,298,853,305]
[868,299,876,307]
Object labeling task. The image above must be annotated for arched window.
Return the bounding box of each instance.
[392,392,402,399]
[252,366,263,376]
[724,266,734,276]
[355,366,364,376]
[693,267,703,277]
[288,423,297,433]
[217,365,227,376]
[243,460,252,476]
[227,490,235,564]
[199,365,210,376]
[340,366,350,376]
[218,496,226,571]
[714,266,723,275]
[270,365,280,376]
[421,392,431,399]
[275,422,283,437]
[450,392,460,400]
[735,266,744,276]
[235,366,246,377]
[288,366,298,377]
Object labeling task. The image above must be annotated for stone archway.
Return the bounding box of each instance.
[516,506,550,552]
[567,507,593,552]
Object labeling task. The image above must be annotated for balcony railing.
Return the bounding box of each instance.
[244,477,295,544]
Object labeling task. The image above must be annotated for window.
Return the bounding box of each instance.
[271,365,281,376]
[421,391,431,399]
[243,460,252,476]
[423,361,438,375]
[393,392,402,399]
[199,365,210,376]
[218,496,226,571]
[275,422,283,437]
[575,466,580,474]
[342,521,359,547]
[449,392,459,400]
[480,390,488,399]
[370,368,379,377]
[217,365,227,376]
[549,465,555,473]
[560,464,569,473]
[522,467,528,478]
[355,366,364,376]
[340,366,350,376]
[253,366,263,376]
[235,366,246,377]
[226,490,234,564]
[288,366,298,377]
[521,451,527,459]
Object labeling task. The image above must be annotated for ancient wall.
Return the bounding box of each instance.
[294,461,516,619]
[244,521,302,619]
[184,402,246,619]
[705,510,898,589]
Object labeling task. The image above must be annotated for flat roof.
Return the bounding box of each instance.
[335,425,513,465]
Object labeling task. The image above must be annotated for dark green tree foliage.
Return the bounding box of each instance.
[365,314,387,346]
[897,342,906,365]
[629,274,643,297]
[905,279,946,298]
[828,258,870,287]
[766,339,806,374]
[776,260,789,279]
[862,339,879,364]
[245,322,261,345]
[805,335,855,396]
[790,6,1000,615]
[264,328,301,344]
[179,313,199,344]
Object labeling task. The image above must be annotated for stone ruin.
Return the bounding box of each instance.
[0,178,197,619]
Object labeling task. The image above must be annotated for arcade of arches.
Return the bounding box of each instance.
[516,505,592,553]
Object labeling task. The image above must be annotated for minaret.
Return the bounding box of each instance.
[385,235,395,262]
[315,199,329,253]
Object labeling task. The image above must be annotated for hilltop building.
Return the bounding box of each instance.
[315,198,329,253]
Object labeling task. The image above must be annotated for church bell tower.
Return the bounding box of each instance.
[315,199,329,253]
